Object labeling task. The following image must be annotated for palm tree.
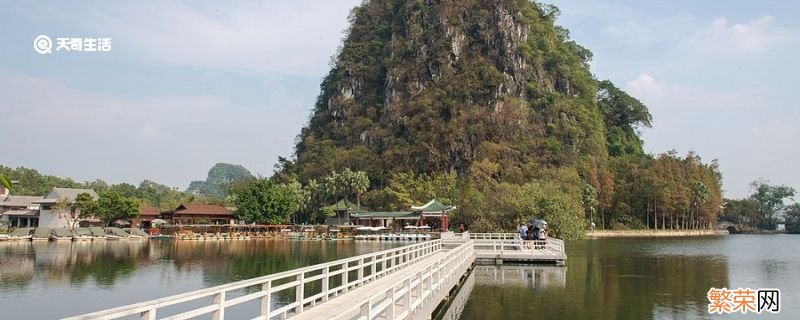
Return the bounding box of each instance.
[324,173,340,221]
[304,179,319,223]
[353,171,369,209]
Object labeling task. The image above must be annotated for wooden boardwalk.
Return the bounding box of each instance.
[64,233,565,320]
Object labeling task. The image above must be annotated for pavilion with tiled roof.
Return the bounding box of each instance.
[166,204,235,225]
[130,205,162,228]
[349,199,455,231]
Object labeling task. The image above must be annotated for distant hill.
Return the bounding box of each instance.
[186,163,253,198]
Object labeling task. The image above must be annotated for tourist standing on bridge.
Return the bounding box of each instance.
[520,224,528,239]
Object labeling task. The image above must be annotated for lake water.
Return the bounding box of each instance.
[0,239,402,319]
[1,235,797,319]
[461,235,799,319]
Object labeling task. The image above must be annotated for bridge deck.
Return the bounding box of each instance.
[293,250,451,320]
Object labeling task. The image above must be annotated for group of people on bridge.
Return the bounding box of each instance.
[520,223,547,241]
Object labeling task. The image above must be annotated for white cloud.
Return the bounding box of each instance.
[56,1,361,77]
[625,73,769,113]
[139,125,160,139]
[684,16,794,55]
[626,73,662,97]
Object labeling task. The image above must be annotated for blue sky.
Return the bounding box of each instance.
[1,1,798,198]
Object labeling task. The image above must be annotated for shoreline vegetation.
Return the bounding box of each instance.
[586,229,728,238]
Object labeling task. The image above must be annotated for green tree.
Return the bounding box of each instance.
[785,203,800,233]
[109,183,139,198]
[52,197,75,228]
[323,172,342,219]
[231,178,299,225]
[690,181,710,229]
[749,179,795,229]
[0,165,82,196]
[351,170,370,209]
[581,183,598,224]
[597,80,652,157]
[83,192,140,227]
[720,198,759,227]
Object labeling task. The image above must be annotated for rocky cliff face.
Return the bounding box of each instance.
[295,0,607,185]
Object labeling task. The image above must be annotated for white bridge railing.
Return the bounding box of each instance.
[64,240,442,320]
[67,233,562,320]
[323,240,475,320]
[443,232,564,255]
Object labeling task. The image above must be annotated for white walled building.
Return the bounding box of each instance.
[33,188,99,228]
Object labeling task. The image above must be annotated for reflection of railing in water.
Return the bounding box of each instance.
[437,265,475,320]
[472,265,567,288]
[437,265,566,319]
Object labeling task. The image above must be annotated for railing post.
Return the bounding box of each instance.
[212,291,225,320]
[427,265,433,293]
[296,272,305,313]
[417,271,423,307]
[261,281,272,317]
[404,278,412,315]
[389,284,397,320]
[358,258,364,284]
[322,267,329,302]
[139,309,155,320]
[371,256,377,281]
[382,253,388,276]
[360,300,371,319]
[342,263,349,293]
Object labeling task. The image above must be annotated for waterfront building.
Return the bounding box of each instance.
[322,199,365,225]
[131,205,161,229]
[349,199,455,231]
[0,195,42,228]
[164,204,235,225]
[33,188,99,228]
